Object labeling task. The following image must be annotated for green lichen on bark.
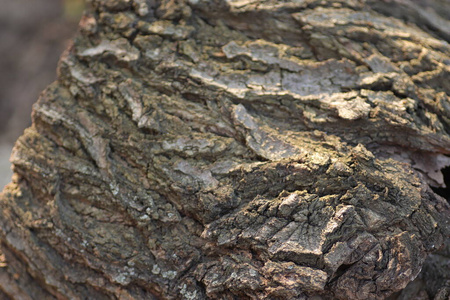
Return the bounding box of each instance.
[0,0,449,299]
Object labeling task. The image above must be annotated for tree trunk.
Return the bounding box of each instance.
[0,0,449,299]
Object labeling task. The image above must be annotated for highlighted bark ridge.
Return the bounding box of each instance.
[1,0,449,299]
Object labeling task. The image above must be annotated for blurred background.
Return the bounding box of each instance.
[0,0,83,190]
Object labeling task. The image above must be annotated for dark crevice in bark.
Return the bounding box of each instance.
[431,166,450,201]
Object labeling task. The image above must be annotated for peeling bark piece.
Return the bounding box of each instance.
[138,20,195,40]
[77,38,140,62]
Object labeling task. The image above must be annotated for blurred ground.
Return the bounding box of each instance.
[0,0,82,190]
[0,145,13,189]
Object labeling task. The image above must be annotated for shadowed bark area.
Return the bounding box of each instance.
[0,0,449,299]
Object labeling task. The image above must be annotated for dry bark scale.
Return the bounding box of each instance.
[0,0,449,299]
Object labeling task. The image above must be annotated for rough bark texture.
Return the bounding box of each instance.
[0,0,449,299]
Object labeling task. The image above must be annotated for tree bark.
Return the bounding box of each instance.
[0,0,449,299]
